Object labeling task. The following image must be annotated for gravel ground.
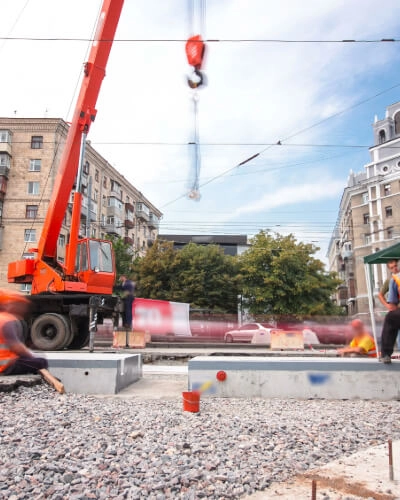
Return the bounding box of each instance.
[1,385,400,500]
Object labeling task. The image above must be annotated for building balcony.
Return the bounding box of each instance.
[104,224,122,237]
[341,249,353,259]
[0,142,12,156]
[107,205,122,218]
[125,201,134,212]
[0,178,7,197]
[136,203,150,222]
[149,213,159,230]
[0,165,10,178]
[125,218,134,229]
[110,187,122,199]
[124,236,134,246]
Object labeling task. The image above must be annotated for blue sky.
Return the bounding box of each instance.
[1,0,400,262]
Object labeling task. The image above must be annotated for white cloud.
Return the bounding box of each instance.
[230,179,344,218]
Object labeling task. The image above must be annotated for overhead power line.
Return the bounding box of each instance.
[0,36,399,44]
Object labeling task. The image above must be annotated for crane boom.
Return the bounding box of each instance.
[38,0,124,261]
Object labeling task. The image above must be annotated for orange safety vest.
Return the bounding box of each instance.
[393,274,400,297]
[350,333,377,357]
[0,312,19,373]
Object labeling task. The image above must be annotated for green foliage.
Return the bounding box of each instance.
[107,235,134,280]
[133,240,240,313]
[239,231,342,317]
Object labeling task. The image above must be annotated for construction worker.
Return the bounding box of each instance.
[378,259,400,352]
[337,319,376,357]
[381,272,400,363]
[118,275,135,328]
[0,291,48,375]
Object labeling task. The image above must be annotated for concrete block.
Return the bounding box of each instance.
[188,356,400,400]
[44,353,142,394]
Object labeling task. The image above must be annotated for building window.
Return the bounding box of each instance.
[91,227,96,238]
[387,227,394,239]
[384,184,391,196]
[31,136,43,149]
[94,189,98,202]
[379,130,386,144]
[395,111,400,135]
[24,229,36,242]
[102,195,107,207]
[363,213,369,225]
[29,159,41,172]
[385,206,393,217]
[58,234,66,247]
[26,205,38,219]
[0,130,11,143]
[103,176,107,188]
[108,196,123,210]
[83,161,90,175]
[95,169,99,182]
[27,181,40,195]
[0,153,10,167]
[364,234,371,245]
[362,192,369,204]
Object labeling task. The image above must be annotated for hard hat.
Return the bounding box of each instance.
[350,319,363,328]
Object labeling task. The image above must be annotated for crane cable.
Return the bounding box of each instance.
[186,0,207,200]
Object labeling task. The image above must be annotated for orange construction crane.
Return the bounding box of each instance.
[7,0,125,351]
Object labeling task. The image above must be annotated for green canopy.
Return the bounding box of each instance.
[363,242,400,264]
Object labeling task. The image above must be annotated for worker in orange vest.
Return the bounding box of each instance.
[0,291,48,375]
[337,319,377,357]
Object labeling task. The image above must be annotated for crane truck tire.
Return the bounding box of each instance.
[31,313,70,351]
[67,318,90,350]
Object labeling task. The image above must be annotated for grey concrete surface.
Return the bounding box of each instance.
[246,440,400,499]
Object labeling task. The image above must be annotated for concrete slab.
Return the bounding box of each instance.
[188,356,400,400]
[0,374,42,392]
[43,353,142,395]
[246,440,400,499]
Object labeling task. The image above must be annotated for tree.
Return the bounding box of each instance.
[107,235,134,279]
[134,240,240,313]
[239,231,341,317]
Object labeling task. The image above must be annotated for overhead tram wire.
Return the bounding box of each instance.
[0,0,30,55]
[0,36,399,44]
[160,80,400,209]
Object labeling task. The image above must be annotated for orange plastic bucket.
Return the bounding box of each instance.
[182,391,200,413]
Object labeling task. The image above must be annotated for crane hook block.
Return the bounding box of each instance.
[187,68,204,89]
[185,35,205,69]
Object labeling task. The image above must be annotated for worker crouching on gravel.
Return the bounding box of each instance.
[0,291,48,375]
[337,319,377,358]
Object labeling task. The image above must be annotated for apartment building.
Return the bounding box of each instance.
[0,117,162,290]
[328,102,400,316]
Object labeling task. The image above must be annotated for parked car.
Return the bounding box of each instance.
[224,323,274,343]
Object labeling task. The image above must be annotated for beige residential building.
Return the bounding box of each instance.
[328,102,400,317]
[0,117,162,291]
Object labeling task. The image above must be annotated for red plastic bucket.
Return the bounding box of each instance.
[182,391,200,413]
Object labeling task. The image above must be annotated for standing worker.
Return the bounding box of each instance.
[381,273,400,363]
[0,291,64,393]
[378,259,400,351]
[118,275,135,329]
[378,260,399,309]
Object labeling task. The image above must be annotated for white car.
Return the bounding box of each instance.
[224,323,273,343]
